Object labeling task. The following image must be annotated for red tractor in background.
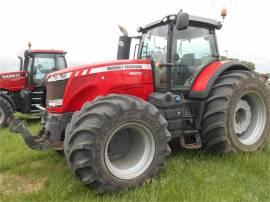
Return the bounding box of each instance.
[8,10,270,193]
[0,45,67,127]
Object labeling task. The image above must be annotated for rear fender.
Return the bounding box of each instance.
[189,61,251,99]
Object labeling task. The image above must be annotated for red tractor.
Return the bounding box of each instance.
[0,46,67,127]
[8,11,270,193]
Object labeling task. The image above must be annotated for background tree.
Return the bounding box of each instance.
[220,56,256,71]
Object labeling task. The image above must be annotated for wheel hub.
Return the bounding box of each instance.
[234,99,252,134]
[105,122,155,180]
[108,129,132,160]
[233,92,267,145]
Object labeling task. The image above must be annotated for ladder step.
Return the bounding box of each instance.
[180,131,202,149]
[183,130,199,135]
[32,91,43,94]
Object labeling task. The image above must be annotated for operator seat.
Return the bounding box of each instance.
[181,53,195,68]
[173,53,193,86]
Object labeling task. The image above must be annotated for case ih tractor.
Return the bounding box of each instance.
[8,11,270,193]
[0,46,67,127]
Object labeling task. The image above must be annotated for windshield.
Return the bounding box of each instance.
[140,25,168,62]
[33,54,56,80]
[140,25,168,89]
[32,53,66,86]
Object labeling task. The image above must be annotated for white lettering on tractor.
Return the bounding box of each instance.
[129,72,143,76]
[1,73,21,79]
[89,64,151,74]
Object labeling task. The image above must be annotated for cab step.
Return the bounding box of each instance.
[180,130,202,149]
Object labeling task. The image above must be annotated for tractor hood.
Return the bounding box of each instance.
[47,59,151,80]
[46,59,153,113]
[0,71,27,91]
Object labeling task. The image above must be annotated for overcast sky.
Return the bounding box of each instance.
[0,0,269,73]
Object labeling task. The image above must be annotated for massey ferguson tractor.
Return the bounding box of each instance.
[8,10,270,193]
[0,45,67,127]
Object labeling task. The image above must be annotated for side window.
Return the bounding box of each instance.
[171,26,216,90]
[57,55,67,69]
[176,36,212,70]
[179,37,211,61]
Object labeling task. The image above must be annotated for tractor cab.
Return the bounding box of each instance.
[118,12,222,92]
[21,49,67,87]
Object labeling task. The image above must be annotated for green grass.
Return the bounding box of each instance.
[0,117,269,202]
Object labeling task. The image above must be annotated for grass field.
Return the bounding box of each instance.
[0,116,269,202]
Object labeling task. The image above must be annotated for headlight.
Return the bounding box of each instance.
[47,72,72,82]
[48,99,63,107]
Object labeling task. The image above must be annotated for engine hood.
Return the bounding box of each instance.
[47,59,151,79]
[0,71,27,91]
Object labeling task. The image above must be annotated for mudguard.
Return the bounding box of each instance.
[189,61,251,99]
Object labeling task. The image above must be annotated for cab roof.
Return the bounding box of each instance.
[142,14,222,32]
[29,49,66,54]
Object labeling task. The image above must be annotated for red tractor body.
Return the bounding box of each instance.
[46,59,154,113]
[0,71,27,92]
[46,59,224,114]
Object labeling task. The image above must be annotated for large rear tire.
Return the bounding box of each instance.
[201,70,270,153]
[64,94,171,193]
[0,96,13,128]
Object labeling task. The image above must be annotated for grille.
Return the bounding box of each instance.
[46,79,68,101]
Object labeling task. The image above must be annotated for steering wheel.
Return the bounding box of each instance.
[37,64,46,74]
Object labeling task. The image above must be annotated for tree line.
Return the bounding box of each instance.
[220,56,256,71]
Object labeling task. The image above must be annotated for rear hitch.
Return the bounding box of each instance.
[7,114,62,151]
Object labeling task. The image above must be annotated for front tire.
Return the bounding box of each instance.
[201,70,270,153]
[0,96,13,128]
[64,94,171,193]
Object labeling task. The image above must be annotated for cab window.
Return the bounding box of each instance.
[171,26,217,90]
[33,54,56,80]
[57,55,67,69]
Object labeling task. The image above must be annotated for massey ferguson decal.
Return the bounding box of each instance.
[89,64,151,74]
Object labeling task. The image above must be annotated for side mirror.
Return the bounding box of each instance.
[176,13,189,30]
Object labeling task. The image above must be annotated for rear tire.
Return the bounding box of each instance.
[201,70,270,153]
[64,94,171,193]
[0,96,13,128]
